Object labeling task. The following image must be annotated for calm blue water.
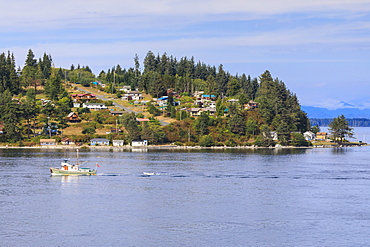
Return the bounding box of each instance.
[1,147,370,246]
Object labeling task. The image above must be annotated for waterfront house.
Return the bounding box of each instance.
[112,140,125,146]
[61,138,75,145]
[40,139,56,146]
[316,132,328,140]
[132,140,148,147]
[303,131,316,141]
[90,138,110,146]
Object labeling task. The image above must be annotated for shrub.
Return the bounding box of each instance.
[82,127,96,134]
[199,135,214,147]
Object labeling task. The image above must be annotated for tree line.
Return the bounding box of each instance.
[0,49,313,146]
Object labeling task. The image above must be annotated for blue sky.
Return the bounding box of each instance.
[1,0,370,109]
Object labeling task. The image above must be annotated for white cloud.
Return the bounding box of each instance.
[1,0,370,30]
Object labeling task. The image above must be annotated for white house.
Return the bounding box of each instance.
[82,103,108,110]
[204,102,216,108]
[90,138,110,146]
[132,140,148,147]
[123,91,144,101]
[303,131,316,141]
[112,140,125,146]
[119,85,131,93]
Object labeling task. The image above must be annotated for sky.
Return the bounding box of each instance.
[1,0,370,109]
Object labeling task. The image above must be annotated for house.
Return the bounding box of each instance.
[132,140,148,147]
[70,93,96,102]
[123,91,143,101]
[157,96,168,106]
[262,132,278,141]
[201,94,216,101]
[227,99,239,103]
[40,139,56,146]
[303,131,316,141]
[82,103,108,110]
[189,108,202,117]
[119,85,131,93]
[316,132,328,140]
[244,100,259,110]
[73,103,81,108]
[90,138,110,146]
[110,111,125,116]
[110,127,122,133]
[201,107,216,116]
[66,112,81,123]
[112,140,125,146]
[61,138,75,145]
[204,102,216,108]
[193,91,204,99]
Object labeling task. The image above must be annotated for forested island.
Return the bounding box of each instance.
[0,49,350,148]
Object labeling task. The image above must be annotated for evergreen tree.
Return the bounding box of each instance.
[143,51,157,74]
[44,71,62,101]
[22,49,38,90]
[194,112,211,135]
[216,64,228,97]
[256,70,309,135]
[228,112,246,135]
[0,90,23,142]
[328,115,354,144]
[0,52,20,94]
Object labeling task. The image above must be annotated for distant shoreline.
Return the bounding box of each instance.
[0,144,366,150]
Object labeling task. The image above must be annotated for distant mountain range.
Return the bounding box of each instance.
[302,106,370,119]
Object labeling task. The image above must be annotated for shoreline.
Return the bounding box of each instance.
[0,143,367,150]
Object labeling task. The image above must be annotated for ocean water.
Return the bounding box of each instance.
[1,147,370,246]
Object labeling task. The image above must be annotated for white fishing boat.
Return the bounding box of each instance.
[50,149,98,176]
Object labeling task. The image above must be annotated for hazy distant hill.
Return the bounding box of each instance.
[302,106,370,119]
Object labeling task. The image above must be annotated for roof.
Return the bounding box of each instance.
[84,103,106,106]
[67,112,77,117]
[90,138,109,141]
[136,118,150,122]
[202,107,216,112]
[40,139,56,142]
[71,93,96,97]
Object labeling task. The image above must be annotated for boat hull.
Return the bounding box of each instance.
[50,168,97,176]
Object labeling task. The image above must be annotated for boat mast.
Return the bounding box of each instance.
[76,148,79,165]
